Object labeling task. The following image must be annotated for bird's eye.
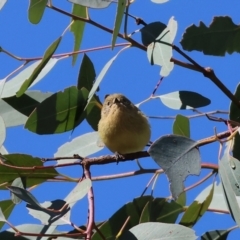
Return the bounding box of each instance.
[107,101,111,106]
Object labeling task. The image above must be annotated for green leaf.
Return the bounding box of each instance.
[119,222,197,240]
[70,4,87,65]
[180,183,214,228]
[92,196,152,240]
[1,91,52,127]
[201,228,232,240]
[16,37,62,97]
[0,200,15,230]
[229,83,240,160]
[181,16,240,56]
[140,198,183,224]
[77,54,96,91]
[158,91,211,109]
[173,114,190,137]
[112,0,126,49]
[176,192,186,207]
[25,87,89,134]
[85,95,102,131]
[148,135,201,199]
[28,0,47,24]
[54,132,103,163]
[0,154,59,188]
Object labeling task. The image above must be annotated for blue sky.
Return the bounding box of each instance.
[1,0,240,238]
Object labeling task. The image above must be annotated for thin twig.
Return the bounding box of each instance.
[148,110,229,120]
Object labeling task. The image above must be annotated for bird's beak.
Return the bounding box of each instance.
[113,98,120,104]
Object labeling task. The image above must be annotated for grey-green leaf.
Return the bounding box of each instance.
[119,222,197,240]
[219,150,240,227]
[148,135,201,199]
[54,132,103,164]
[2,58,59,98]
[158,91,211,109]
[68,0,111,8]
[7,186,42,209]
[1,91,52,127]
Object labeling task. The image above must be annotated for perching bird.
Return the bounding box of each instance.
[98,94,151,154]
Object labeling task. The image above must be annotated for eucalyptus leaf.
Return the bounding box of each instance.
[70,4,87,65]
[1,91,52,127]
[54,132,103,164]
[146,17,177,77]
[25,87,89,134]
[88,47,129,103]
[0,208,6,222]
[0,0,7,10]
[151,0,169,3]
[141,22,167,46]
[92,196,152,240]
[112,0,126,49]
[158,91,211,109]
[0,116,6,147]
[229,83,240,160]
[173,114,190,137]
[28,0,47,24]
[195,181,231,213]
[0,154,59,188]
[219,147,240,227]
[119,222,197,240]
[11,177,26,204]
[201,228,232,240]
[2,58,59,98]
[16,37,62,97]
[0,200,15,230]
[181,16,240,56]
[65,179,91,205]
[180,182,214,227]
[68,0,111,8]
[27,199,70,226]
[77,54,96,91]
[148,135,201,199]
[7,186,42,209]
[0,224,57,240]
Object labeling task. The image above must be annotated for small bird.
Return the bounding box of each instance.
[98,94,151,154]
